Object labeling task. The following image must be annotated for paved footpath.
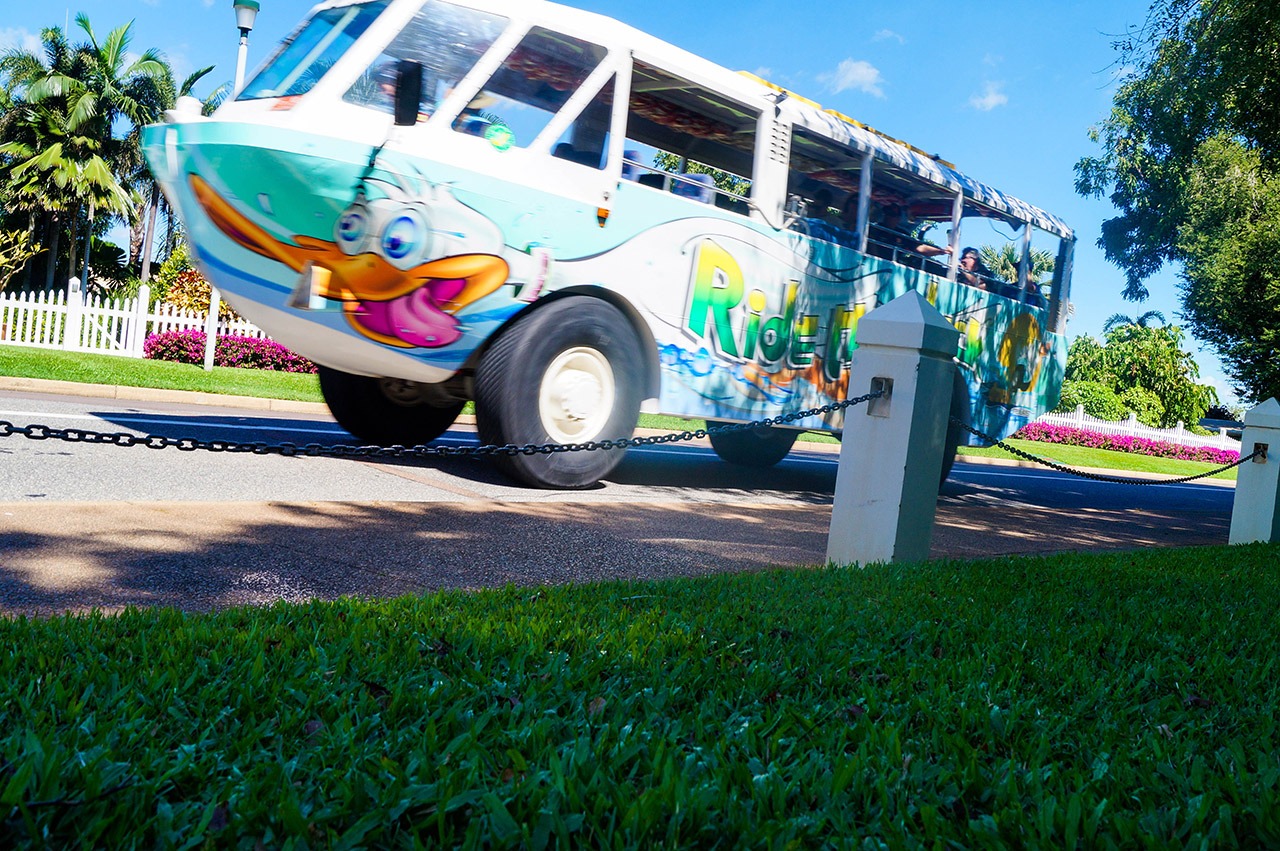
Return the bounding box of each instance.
[0,378,1234,616]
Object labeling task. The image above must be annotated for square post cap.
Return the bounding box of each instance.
[1243,398,1280,430]
[855,290,959,357]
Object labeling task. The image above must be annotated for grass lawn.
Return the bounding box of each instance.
[2,543,1277,846]
[0,344,323,403]
[0,345,1238,478]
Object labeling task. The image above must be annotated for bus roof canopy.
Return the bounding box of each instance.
[738,73,1074,241]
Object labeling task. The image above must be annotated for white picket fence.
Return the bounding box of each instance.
[0,285,266,358]
[1036,405,1241,451]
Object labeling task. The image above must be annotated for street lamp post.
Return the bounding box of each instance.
[233,0,260,92]
[205,0,260,371]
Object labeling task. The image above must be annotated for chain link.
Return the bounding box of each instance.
[950,417,1262,484]
[0,391,880,462]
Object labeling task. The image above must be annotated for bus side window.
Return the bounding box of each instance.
[622,60,757,215]
[452,27,606,148]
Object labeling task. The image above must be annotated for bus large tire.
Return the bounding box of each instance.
[317,365,463,446]
[474,298,644,489]
[706,421,798,468]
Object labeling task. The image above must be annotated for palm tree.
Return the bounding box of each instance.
[979,242,1056,285]
[1,125,134,289]
[0,16,167,290]
[1102,310,1166,333]
[126,65,217,282]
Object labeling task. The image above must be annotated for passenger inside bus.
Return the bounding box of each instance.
[957,247,998,291]
[866,202,951,269]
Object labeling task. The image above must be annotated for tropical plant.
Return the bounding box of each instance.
[978,243,1055,285]
[0,16,169,291]
[126,65,217,280]
[1101,310,1166,333]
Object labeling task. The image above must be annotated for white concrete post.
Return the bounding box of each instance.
[203,287,221,371]
[1229,398,1280,545]
[827,291,960,566]
[130,283,151,358]
[66,276,83,352]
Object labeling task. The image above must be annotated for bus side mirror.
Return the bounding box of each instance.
[394,59,424,126]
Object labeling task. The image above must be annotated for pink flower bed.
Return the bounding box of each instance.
[144,330,317,374]
[1012,422,1239,465]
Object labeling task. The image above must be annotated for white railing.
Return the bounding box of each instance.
[0,285,266,358]
[1036,405,1241,451]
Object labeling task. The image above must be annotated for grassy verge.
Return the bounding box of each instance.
[3,543,1278,846]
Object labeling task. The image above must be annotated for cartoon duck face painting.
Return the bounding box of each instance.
[189,171,509,349]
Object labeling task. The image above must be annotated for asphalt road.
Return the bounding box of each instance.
[0,383,1237,616]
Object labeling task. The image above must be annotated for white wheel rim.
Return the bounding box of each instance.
[379,378,427,406]
[538,346,615,444]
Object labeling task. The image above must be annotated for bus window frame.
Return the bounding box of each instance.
[624,52,764,216]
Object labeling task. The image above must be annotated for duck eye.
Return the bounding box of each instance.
[381,211,428,268]
[335,209,368,253]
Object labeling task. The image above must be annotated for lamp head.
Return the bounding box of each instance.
[233,0,260,33]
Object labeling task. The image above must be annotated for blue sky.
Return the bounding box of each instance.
[3,0,1235,402]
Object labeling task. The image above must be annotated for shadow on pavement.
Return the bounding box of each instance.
[0,497,1229,617]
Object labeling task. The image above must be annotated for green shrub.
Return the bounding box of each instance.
[149,242,191,304]
[1054,379,1126,420]
[151,241,240,321]
[1119,386,1165,426]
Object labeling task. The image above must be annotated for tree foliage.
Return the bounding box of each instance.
[1062,325,1217,427]
[1076,0,1280,403]
[0,230,44,292]
[652,151,750,196]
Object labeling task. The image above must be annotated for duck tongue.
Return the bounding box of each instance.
[351,279,466,348]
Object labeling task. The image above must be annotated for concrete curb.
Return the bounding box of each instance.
[0,376,1236,485]
[0,375,331,415]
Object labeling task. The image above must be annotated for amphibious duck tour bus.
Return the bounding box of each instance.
[144,0,1074,488]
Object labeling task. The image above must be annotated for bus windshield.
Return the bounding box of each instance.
[343,1,509,119]
[239,0,393,100]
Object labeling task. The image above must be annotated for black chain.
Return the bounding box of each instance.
[0,391,881,460]
[1,398,1258,486]
[950,417,1263,484]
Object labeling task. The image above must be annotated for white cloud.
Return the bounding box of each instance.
[873,29,905,44]
[752,66,773,80]
[968,81,1008,111]
[818,59,885,98]
[0,27,42,55]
